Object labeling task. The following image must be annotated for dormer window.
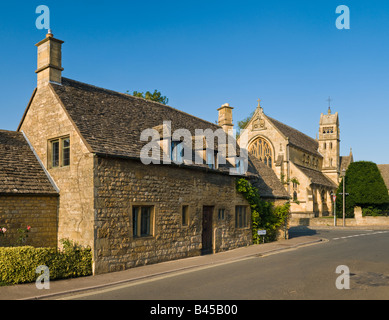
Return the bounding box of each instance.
[171,140,184,164]
[235,157,245,175]
[206,150,218,169]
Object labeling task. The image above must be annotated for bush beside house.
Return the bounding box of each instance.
[236,178,290,243]
[0,240,92,285]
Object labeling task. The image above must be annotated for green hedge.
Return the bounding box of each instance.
[0,245,92,285]
[336,161,389,217]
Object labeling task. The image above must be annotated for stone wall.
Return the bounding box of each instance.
[290,206,389,227]
[0,195,58,247]
[353,206,389,226]
[94,157,252,274]
[19,85,95,249]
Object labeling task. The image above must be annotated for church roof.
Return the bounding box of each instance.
[266,116,321,156]
[340,153,354,173]
[294,164,337,188]
[0,130,58,195]
[377,164,389,190]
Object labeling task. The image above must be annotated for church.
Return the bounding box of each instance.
[222,100,354,218]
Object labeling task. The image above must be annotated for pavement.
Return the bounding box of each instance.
[0,234,324,300]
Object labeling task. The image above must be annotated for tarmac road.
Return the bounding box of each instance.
[59,227,389,300]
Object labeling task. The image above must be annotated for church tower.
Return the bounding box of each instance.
[318,104,340,184]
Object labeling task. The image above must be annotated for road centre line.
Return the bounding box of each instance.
[332,230,389,240]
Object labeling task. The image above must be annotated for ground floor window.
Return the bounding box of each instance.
[132,206,154,237]
[182,205,189,226]
[218,208,225,221]
[235,206,249,228]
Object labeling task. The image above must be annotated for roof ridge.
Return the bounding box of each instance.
[294,163,321,172]
[266,115,317,144]
[60,77,220,129]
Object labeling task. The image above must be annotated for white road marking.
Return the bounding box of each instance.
[332,230,389,240]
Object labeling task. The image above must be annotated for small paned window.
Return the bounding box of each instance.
[49,136,70,168]
[235,206,248,228]
[218,209,225,220]
[132,206,154,237]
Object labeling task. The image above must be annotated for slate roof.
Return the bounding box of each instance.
[340,151,354,172]
[249,155,290,199]
[0,130,58,195]
[266,116,321,156]
[294,164,337,188]
[51,78,221,159]
[377,164,389,190]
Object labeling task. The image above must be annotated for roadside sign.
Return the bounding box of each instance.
[333,195,337,202]
[257,230,266,236]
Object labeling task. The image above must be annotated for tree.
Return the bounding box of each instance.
[335,161,389,217]
[237,111,254,136]
[127,89,169,105]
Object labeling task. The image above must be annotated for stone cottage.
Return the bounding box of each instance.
[6,32,287,274]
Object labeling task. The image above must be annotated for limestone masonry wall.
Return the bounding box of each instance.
[94,157,252,274]
[19,86,95,250]
[0,195,58,247]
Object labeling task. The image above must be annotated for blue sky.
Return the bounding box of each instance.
[0,0,388,163]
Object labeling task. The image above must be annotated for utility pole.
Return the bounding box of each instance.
[343,171,346,227]
[331,193,337,226]
[339,169,349,227]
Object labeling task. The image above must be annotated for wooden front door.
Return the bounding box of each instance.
[202,206,213,255]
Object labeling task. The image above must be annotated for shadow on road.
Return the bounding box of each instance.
[288,226,317,239]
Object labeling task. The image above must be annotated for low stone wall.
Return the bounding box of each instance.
[290,206,389,227]
[353,206,389,226]
[0,195,58,247]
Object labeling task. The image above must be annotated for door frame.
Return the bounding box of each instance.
[201,206,214,255]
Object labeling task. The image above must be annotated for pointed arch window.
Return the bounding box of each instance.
[248,137,273,168]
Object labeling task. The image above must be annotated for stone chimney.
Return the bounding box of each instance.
[35,31,64,88]
[217,103,234,133]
